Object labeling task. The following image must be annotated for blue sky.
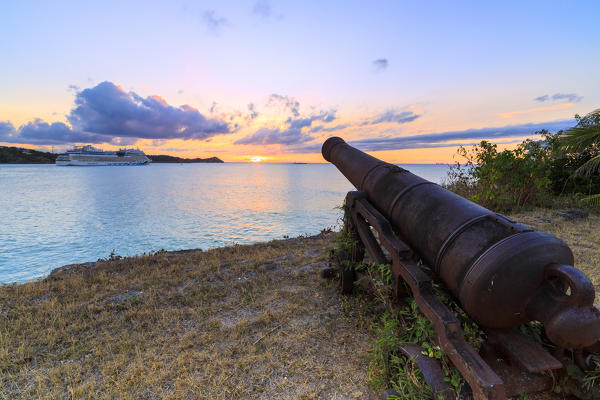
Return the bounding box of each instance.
[1,1,598,162]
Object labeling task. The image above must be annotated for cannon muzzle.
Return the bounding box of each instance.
[323,137,600,348]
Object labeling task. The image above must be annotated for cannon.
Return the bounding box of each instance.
[322,137,600,399]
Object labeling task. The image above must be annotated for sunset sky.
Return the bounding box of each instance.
[1,1,598,163]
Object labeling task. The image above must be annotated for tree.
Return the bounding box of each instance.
[559,109,600,176]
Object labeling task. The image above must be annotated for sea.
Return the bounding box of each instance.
[0,163,450,283]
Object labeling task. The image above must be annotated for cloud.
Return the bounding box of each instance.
[0,119,109,145]
[268,94,300,117]
[361,110,420,125]
[287,110,336,129]
[68,81,230,140]
[0,121,16,136]
[344,119,574,151]
[373,58,388,71]
[498,102,575,118]
[248,103,259,119]
[203,10,228,33]
[252,1,271,17]
[235,109,336,146]
[552,93,583,103]
[234,127,313,146]
[288,119,574,154]
[0,81,231,146]
[157,147,190,152]
[534,92,583,103]
[236,94,337,146]
[309,123,349,133]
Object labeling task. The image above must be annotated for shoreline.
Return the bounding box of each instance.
[0,229,380,399]
[4,206,598,291]
[1,209,598,398]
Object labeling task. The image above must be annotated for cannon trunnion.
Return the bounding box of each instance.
[322,137,600,399]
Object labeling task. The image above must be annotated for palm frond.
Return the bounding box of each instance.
[575,154,600,176]
[561,125,600,152]
[559,108,600,153]
[579,193,600,207]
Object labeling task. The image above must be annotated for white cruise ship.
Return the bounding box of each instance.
[56,145,151,166]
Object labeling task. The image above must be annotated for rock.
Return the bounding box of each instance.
[32,294,51,303]
[273,254,297,263]
[557,209,589,219]
[304,249,320,257]
[106,290,141,305]
[258,263,278,272]
[168,248,202,255]
[49,261,97,277]
[237,271,256,281]
[298,265,312,273]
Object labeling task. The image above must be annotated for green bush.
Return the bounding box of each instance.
[550,147,600,195]
[445,111,600,210]
[445,139,552,211]
[558,109,600,177]
[545,113,600,194]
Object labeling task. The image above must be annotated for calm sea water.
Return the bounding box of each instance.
[0,163,450,283]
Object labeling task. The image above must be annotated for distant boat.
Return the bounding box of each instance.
[293,162,308,164]
[56,145,151,166]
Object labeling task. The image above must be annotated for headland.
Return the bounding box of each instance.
[0,146,224,164]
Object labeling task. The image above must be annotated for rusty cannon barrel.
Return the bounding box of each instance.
[323,136,600,348]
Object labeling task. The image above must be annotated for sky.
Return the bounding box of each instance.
[1,1,598,163]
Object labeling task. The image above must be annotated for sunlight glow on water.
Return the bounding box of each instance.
[0,163,449,283]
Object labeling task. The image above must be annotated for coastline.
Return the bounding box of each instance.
[2,209,598,399]
[0,231,378,399]
[0,145,224,164]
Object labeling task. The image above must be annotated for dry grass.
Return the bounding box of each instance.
[1,209,598,400]
[0,233,377,400]
[508,208,600,308]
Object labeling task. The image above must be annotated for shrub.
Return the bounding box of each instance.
[445,139,552,211]
[558,109,600,177]
[549,146,600,195]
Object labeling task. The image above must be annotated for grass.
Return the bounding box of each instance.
[0,233,378,399]
[508,208,600,307]
[1,208,598,399]
[356,207,600,399]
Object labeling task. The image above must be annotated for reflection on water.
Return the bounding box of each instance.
[0,163,449,283]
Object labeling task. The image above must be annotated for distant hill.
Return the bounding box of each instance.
[0,146,224,164]
[0,146,58,163]
[148,155,224,163]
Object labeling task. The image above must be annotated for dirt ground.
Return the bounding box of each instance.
[508,208,600,308]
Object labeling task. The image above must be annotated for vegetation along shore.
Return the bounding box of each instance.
[0,146,223,164]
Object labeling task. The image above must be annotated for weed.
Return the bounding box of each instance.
[583,356,600,391]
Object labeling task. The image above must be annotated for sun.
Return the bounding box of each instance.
[249,156,263,163]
